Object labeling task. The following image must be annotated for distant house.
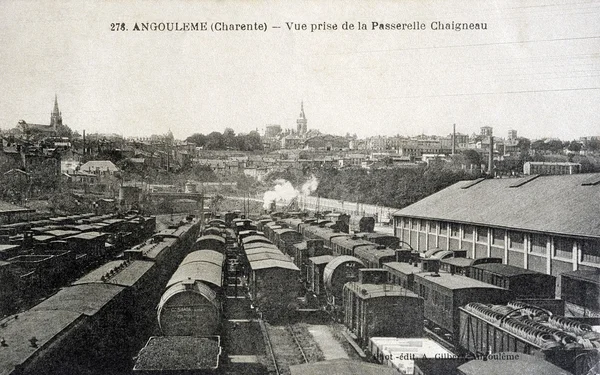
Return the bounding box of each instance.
[79,160,119,175]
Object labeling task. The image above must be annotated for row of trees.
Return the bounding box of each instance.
[186,128,263,151]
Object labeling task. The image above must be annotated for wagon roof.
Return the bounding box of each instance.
[243,242,278,250]
[182,250,225,267]
[383,261,422,274]
[471,263,549,276]
[0,310,82,375]
[440,257,476,267]
[309,255,335,264]
[345,281,419,299]
[66,231,107,240]
[241,235,270,244]
[560,269,600,284]
[246,251,292,263]
[273,228,301,235]
[196,235,226,244]
[31,283,125,316]
[166,261,223,289]
[249,259,299,271]
[73,260,155,287]
[416,272,508,291]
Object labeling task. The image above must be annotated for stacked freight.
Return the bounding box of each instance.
[0,218,201,375]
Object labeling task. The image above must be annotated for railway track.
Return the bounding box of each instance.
[263,323,323,375]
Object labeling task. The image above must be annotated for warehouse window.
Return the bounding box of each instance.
[492,229,505,247]
[463,225,474,240]
[450,223,460,238]
[530,234,547,254]
[581,239,600,264]
[403,218,409,228]
[429,222,438,234]
[419,219,426,231]
[411,219,417,230]
[476,227,488,243]
[553,237,573,259]
[439,222,448,236]
[508,231,524,250]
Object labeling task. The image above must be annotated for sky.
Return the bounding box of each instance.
[0,0,598,141]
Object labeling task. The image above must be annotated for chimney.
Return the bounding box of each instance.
[488,134,494,176]
[83,130,86,156]
[452,124,456,155]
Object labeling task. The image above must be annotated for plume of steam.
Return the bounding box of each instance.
[301,175,319,196]
[262,175,319,210]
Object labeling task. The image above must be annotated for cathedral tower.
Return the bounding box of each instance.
[296,101,307,134]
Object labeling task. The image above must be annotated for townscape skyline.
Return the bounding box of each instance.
[0,0,598,140]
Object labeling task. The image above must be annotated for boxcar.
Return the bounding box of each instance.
[194,235,226,254]
[439,257,502,277]
[354,245,396,268]
[272,228,304,257]
[359,233,401,249]
[383,261,423,291]
[330,236,373,257]
[560,269,600,316]
[343,281,424,346]
[247,251,300,321]
[413,272,514,336]
[305,226,349,251]
[293,239,329,279]
[469,263,556,299]
[307,255,335,297]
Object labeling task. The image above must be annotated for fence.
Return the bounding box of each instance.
[297,195,397,224]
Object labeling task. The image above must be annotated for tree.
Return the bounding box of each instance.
[567,141,582,153]
[517,137,531,154]
[462,149,482,167]
[205,132,224,150]
[223,128,236,149]
[186,133,207,147]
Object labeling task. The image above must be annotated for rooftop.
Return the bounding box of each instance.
[394,173,600,239]
[345,282,419,299]
[0,310,82,375]
[31,283,125,316]
[73,260,155,287]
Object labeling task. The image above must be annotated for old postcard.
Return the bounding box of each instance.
[0,1,598,374]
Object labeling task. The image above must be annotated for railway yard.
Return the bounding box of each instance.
[0,207,599,375]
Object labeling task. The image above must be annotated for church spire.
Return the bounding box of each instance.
[50,94,62,131]
[296,101,308,134]
[299,100,306,119]
[53,94,60,116]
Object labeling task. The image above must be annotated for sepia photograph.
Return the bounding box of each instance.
[0,0,599,374]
